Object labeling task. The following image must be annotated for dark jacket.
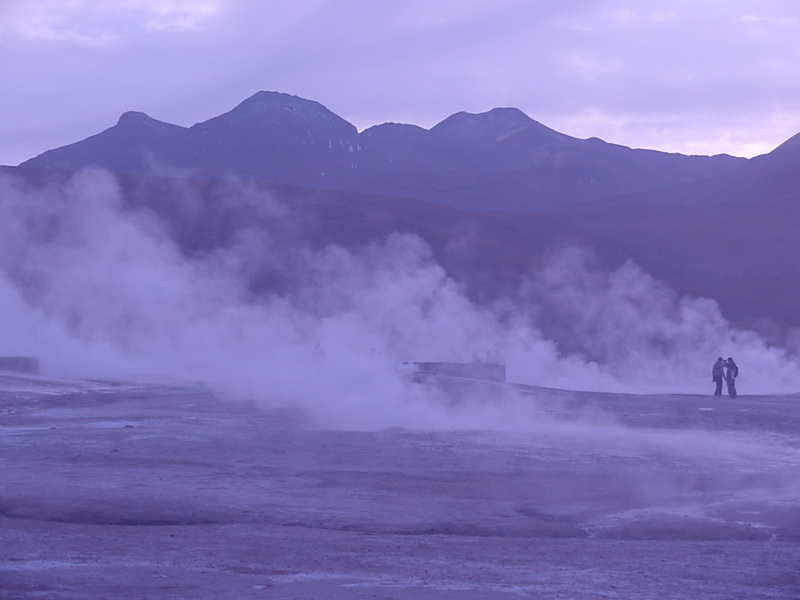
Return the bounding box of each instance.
[724,359,738,380]
[712,359,725,380]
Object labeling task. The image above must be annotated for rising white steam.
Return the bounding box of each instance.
[1,169,798,427]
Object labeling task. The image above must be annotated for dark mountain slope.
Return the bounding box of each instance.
[505,134,800,328]
[24,112,193,175]
[185,91,361,185]
[20,91,747,211]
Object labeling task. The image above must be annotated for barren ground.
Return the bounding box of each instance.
[1,373,799,599]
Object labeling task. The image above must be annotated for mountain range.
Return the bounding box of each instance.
[21,91,747,211]
[8,91,800,334]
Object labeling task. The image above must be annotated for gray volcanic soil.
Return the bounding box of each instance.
[1,374,799,599]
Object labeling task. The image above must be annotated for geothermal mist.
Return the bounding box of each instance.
[1,169,799,428]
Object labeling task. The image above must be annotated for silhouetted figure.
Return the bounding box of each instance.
[723,357,738,398]
[712,357,725,396]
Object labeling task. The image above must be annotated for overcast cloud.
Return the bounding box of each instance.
[2,0,800,165]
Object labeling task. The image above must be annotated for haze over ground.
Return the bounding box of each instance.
[3,166,800,421]
[6,78,800,403]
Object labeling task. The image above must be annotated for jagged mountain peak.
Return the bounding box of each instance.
[114,111,187,137]
[192,90,357,138]
[361,122,429,138]
[117,111,153,125]
[473,106,533,123]
[244,90,302,103]
[232,91,332,117]
[116,111,181,128]
[431,106,563,145]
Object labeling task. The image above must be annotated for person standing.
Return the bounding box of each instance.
[723,357,739,398]
[712,357,725,396]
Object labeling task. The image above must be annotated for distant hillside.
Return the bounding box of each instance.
[20,91,746,211]
[528,128,800,329]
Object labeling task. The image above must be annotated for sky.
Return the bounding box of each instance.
[2,0,800,166]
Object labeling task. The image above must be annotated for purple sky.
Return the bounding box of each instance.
[2,0,799,166]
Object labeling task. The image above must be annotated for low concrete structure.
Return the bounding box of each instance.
[400,361,506,383]
[0,356,40,374]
